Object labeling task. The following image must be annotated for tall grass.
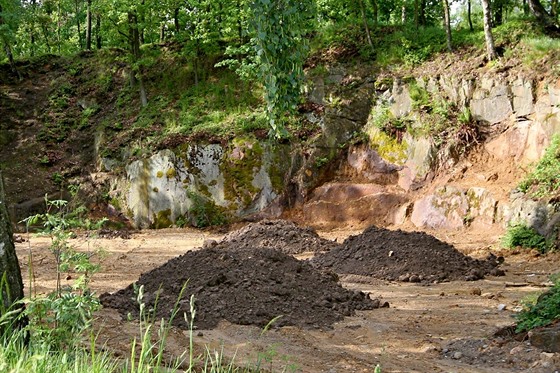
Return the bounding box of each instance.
[0,280,295,372]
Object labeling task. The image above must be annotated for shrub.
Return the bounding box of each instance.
[516,280,560,332]
[501,223,553,253]
[518,134,560,198]
[187,190,227,228]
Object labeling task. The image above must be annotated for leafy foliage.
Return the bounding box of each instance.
[501,223,553,253]
[518,134,560,198]
[516,279,560,332]
[20,197,104,350]
[249,0,315,138]
[187,189,227,228]
[369,104,407,141]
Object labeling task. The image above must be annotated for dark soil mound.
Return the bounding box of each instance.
[100,245,382,330]
[312,226,504,282]
[221,220,339,254]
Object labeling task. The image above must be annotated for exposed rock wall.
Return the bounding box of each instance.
[387,74,559,232]
[108,139,290,228]
[101,69,559,233]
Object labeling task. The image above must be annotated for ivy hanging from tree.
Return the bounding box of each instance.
[249,0,315,139]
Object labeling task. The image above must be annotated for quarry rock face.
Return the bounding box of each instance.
[112,71,558,231]
[410,186,500,230]
[411,186,470,229]
[122,140,287,228]
[303,183,408,227]
[470,78,513,124]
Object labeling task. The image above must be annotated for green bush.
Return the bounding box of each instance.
[518,134,560,198]
[516,280,560,332]
[501,223,553,253]
[187,190,227,228]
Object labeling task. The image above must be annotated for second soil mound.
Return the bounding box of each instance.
[101,244,382,330]
[221,220,339,254]
[312,226,504,282]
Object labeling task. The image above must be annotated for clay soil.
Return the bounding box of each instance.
[15,224,560,373]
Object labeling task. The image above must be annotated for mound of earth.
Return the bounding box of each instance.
[312,226,504,282]
[220,220,339,254]
[100,245,383,330]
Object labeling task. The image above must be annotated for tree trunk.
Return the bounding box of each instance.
[237,0,243,44]
[57,0,62,54]
[494,3,503,26]
[139,0,145,45]
[442,0,452,51]
[174,8,180,33]
[419,0,427,26]
[481,0,498,60]
[160,23,166,42]
[468,0,474,31]
[75,0,83,49]
[0,172,25,316]
[30,0,37,56]
[527,0,560,32]
[128,11,148,107]
[95,14,102,49]
[41,23,51,53]
[86,0,92,50]
[359,0,374,53]
[401,4,406,23]
[0,5,22,80]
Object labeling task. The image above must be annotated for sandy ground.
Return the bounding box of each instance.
[15,227,560,373]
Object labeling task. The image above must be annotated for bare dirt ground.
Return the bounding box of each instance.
[15,225,560,373]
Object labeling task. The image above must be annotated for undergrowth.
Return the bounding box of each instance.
[501,223,553,253]
[518,134,560,199]
[516,278,560,332]
[0,202,296,372]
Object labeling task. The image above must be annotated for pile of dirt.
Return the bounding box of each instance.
[100,244,383,330]
[220,220,339,254]
[312,226,504,282]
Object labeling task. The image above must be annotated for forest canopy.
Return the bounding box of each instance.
[1,0,558,135]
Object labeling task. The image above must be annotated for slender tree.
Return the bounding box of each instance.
[359,0,375,53]
[128,9,148,106]
[74,0,83,49]
[249,0,315,138]
[86,0,92,50]
[442,0,452,51]
[0,171,25,321]
[467,0,474,31]
[527,0,560,32]
[481,0,498,60]
[95,14,101,49]
[0,1,22,79]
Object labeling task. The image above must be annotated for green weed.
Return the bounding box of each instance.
[368,104,407,141]
[518,134,560,198]
[516,280,560,332]
[20,197,104,350]
[501,223,553,253]
[187,189,228,228]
